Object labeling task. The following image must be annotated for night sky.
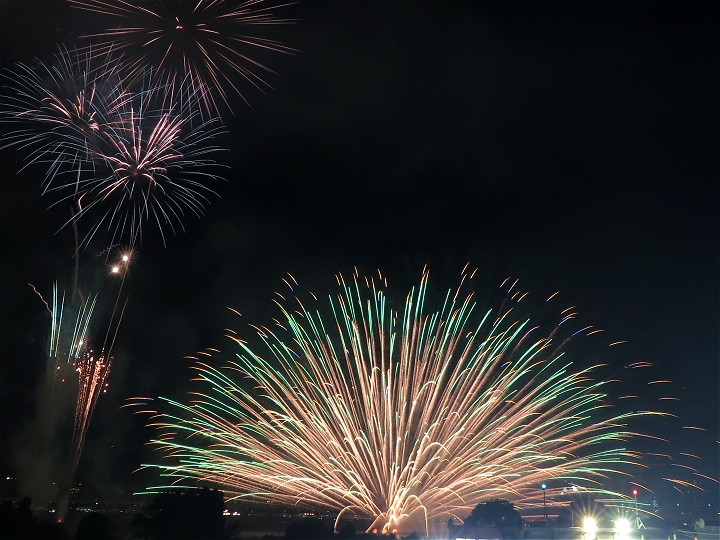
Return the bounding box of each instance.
[0,0,718,516]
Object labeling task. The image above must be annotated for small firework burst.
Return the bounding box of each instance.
[69,0,296,115]
[1,46,128,196]
[2,53,229,248]
[75,77,229,248]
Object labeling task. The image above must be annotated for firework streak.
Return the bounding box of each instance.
[47,284,111,492]
[67,349,112,492]
[49,283,96,364]
[43,247,131,503]
[133,269,670,535]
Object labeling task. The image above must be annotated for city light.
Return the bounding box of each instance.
[583,517,597,539]
[614,518,631,537]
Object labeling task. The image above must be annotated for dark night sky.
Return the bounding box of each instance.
[0,0,718,512]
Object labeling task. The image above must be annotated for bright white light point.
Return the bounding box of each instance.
[614,518,631,536]
[122,255,129,261]
[583,517,597,538]
[112,267,119,273]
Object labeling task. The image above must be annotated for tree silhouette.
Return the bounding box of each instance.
[131,487,225,540]
[75,511,112,540]
[465,499,522,528]
[0,497,69,540]
[285,518,332,539]
[0,497,34,539]
[336,522,357,539]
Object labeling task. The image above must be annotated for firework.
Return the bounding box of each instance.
[1,46,128,198]
[67,348,113,493]
[60,249,132,508]
[49,283,96,364]
[73,79,229,248]
[135,269,670,536]
[69,0,296,115]
[2,53,229,248]
[43,284,109,491]
[34,282,104,508]
[32,249,131,513]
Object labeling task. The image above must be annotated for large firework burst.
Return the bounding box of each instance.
[69,0,296,115]
[135,269,668,535]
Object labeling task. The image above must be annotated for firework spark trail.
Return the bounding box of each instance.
[28,283,52,314]
[69,0,297,116]
[49,283,96,365]
[43,282,96,422]
[58,249,133,515]
[60,252,131,518]
[37,248,132,512]
[66,348,113,495]
[133,269,683,536]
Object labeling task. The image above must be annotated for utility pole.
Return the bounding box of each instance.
[632,489,639,529]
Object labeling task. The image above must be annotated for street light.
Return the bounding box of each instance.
[614,518,631,538]
[541,483,548,526]
[583,517,597,540]
[631,489,639,529]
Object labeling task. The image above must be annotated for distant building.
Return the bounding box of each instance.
[446,524,709,540]
[694,518,719,539]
